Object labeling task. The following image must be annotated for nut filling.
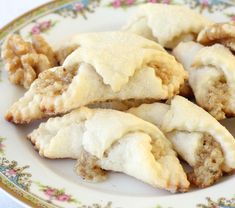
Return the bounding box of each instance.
[149,64,173,86]
[75,148,107,182]
[205,75,229,120]
[1,34,58,88]
[188,133,224,188]
[34,67,76,96]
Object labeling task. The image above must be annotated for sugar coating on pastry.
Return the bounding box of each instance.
[1,34,57,88]
[28,107,189,192]
[197,22,235,52]
[128,96,235,186]
[123,3,211,48]
[6,32,186,124]
[190,44,235,120]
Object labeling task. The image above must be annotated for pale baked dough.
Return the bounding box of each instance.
[172,41,204,97]
[173,42,235,120]
[6,32,186,124]
[128,96,235,187]
[197,22,235,52]
[28,107,189,192]
[123,3,211,48]
[56,31,164,64]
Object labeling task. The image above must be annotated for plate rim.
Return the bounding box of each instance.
[0,1,75,207]
[1,1,235,208]
[0,0,73,41]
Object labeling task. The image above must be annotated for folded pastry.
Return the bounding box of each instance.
[173,41,204,97]
[6,32,186,124]
[197,22,235,52]
[28,107,189,192]
[173,42,235,120]
[56,30,163,64]
[128,96,235,187]
[123,3,211,49]
[1,34,57,88]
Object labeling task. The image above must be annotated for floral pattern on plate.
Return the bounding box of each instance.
[0,157,31,191]
[55,0,101,19]
[197,196,235,208]
[0,0,235,207]
[35,181,79,204]
[30,20,58,36]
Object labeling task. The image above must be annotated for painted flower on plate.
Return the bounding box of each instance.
[30,20,56,36]
[36,182,78,203]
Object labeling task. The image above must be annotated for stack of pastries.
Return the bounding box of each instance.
[2,3,235,193]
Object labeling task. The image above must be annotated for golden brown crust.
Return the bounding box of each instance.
[197,22,235,52]
[188,134,224,188]
[1,34,57,88]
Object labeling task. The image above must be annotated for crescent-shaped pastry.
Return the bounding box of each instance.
[6,32,186,124]
[197,22,235,52]
[28,107,189,192]
[56,31,163,65]
[123,4,211,49]
[128,96,235,187]
[173,42,235,120]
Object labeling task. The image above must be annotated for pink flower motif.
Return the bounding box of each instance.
[162,0,170,4]
[112,0,121,8]
[5,169,17,177]
[125,0,134,5]
[73,3,84,11]
[201,0,209,6]
[44,188,56,197]
[0,143,5,149]
[56,194,71,202]
[39,21,51,30]
[31,25,41,35]
[232,16,235,21]
[148,0,158,3]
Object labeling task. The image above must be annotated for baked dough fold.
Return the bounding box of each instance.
[28,107,189,192]
[6,32,186,124]
[123,4,211,48]
[173,42,235,120]
[128,96,235,187]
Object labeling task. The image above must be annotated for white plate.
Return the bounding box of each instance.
[0,0,235,207]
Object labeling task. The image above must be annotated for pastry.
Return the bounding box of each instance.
[173,42,235,120]
[1,34,57,88]
[56,30,163,64]
[28,107,189,192]
[6,32,186,124]
[128,96,235,187]
[197,22,235,52]
[123,3,211,49]
[172,41,204,97]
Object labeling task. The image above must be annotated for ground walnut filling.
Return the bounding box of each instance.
[205,75,229,120]
[188,133,224,188]
[34,67,76,96]
[75,148,107,182]
[150,64,173,86]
